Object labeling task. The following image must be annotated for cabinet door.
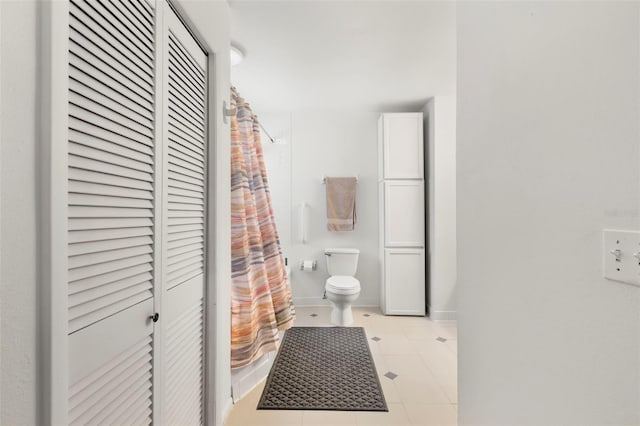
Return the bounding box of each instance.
[382,113,423,179]
[384,181,425,247]
[384,249,425,316]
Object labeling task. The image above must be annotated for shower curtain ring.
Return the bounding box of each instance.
[223,100,237,124]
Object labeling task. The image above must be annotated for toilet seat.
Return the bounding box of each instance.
[325,276,360,295]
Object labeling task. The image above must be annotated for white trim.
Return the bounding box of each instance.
[40,1,69,424]
[152,3,165,424]
[220,396,233,426]
[168,2,232,425]
[428,309,458,321]
[230,351,274,402]
[292,297,379,308]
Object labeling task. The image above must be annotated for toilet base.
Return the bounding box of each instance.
[326,291,360,327]
[331,305,354,326]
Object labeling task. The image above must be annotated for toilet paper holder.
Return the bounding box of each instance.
[299,260,318,271]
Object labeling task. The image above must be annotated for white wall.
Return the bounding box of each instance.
[1,1,39,424]
[259,111,293,259]
[424,97,457,320]
[457,2,640,425]
[260,110,380,307]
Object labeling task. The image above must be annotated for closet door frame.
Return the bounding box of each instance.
[40,2,219,425]
[41,1,71,424]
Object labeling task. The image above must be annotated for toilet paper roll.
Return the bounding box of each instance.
[302,260,314,271]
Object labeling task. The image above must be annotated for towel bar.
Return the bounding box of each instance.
[321,175,359,184]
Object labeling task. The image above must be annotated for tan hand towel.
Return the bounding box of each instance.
[325,177,357,231]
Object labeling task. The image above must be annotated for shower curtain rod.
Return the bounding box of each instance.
[257,121,276,144]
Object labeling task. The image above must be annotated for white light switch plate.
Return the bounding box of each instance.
[603,229,640,286]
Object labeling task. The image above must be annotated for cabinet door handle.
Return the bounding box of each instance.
[149,313,159,323]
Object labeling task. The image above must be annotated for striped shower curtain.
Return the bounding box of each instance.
[230,88,295,369]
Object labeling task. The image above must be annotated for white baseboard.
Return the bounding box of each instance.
[428,308,457,321]
[292,296,379,308]
[292,296,331,307]
[218,396,233,426]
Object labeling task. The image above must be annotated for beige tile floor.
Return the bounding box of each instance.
[224,306,457,426]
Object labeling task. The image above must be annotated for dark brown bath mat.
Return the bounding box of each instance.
[257,327,388,411]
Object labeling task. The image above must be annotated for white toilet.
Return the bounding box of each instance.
[324,248,360,326]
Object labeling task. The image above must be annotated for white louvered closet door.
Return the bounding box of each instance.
[66,0,209,424]
[67,0,157,424]
[159,6,208,426]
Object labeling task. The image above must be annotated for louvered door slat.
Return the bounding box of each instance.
[69,337,150,404]
[70,143,153,174]
[168,33,205,79]
[69,264,153,294]
[70,128,153,162]
[167,36,205,82]
[70,71,153,123]
[69,28,153,96]
[169,185,204,199]
[128,0,154,23]
[168,230,203,243]
[164,294,204,425]
[69,299,154,425]
[68,233,152,254]
[69,168,153,191]
[168,80,204,115]
[69,181,153,201]
[69,105,153,147]
[107,0,154,45]
[166,66,204,110]
[168,223,203,234]
[168,134,206,164]
[70,207,152,220]
[69,253,153,282]
[169,163,205,182]
[69,290,153,333]
[70,116,153,151]
[69,351,151,419]
[69,155,153,183]
[168,118,206,150]
[169,112,205,144]
[168,178,204,194]
[70,57,152,113]
[70,93,154,137]
[69,195,153,211]
[167,86,205,126]
[82,0,154,62]
[69,37,153,105]
[166,365,202,422]
[69,243,152,268]
[169,103,204,135]
[69,272,152,304]
[168,235,203,249]
[167,217,203,226]
[167,54,205,97]
[170,139,204,168]
[69,1,153,74]
[109,391,153,426]
[69,226,152,243]
[67,1,156,423]
[70,84,153,131]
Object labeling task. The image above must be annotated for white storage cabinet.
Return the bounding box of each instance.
[378,113,426,316]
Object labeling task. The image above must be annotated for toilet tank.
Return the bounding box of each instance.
[324,248,360,276]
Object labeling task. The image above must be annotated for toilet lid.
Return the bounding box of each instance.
[326,276,360,295]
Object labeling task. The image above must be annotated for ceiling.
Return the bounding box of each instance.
[230,1,456,112]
